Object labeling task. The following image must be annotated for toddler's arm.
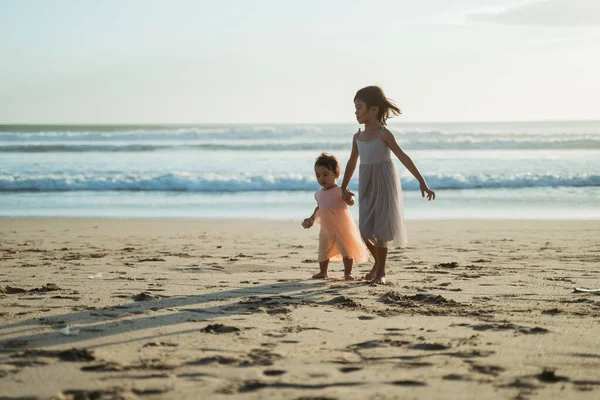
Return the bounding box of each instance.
[302,206,319,229]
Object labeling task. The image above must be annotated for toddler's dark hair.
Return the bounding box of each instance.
[354,86,401,125]
[314,153,340,175]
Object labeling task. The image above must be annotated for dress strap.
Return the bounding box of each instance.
[378,126,385,138]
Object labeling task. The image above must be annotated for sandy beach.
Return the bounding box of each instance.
[1,218,599,399]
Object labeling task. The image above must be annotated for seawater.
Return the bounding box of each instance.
[1,121,599,219]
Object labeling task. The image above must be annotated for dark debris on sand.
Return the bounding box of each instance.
[186,349,281,368]
[12,348,95,362]
[132,292,168,301]
[237,295,313,312]
[142,341,179,348]
[138,257,166,262]
[435,262,460,269]
[58,386,172,400]
[200,324,241,334]
[377,291,494,318]
[468,323,549,335]
[321,296,362,309]
[0,283,61,294]
[380,291,458,306]
[408,343,450,351]
[82,359,179,372]
[536,368,569,383]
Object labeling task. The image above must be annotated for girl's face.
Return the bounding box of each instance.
[314,165,338,189]
[354,99,378,124]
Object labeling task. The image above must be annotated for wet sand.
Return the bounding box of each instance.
[1,218,599,399]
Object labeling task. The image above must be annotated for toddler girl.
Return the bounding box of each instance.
[302,153,369,280]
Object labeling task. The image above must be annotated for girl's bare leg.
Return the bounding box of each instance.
[312,259,329,279]
[371,246,388,284]
[363,239,378,280]
[343,257,355,280]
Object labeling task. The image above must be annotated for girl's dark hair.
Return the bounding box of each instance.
[314,153,340,175]
[354,86,401,125]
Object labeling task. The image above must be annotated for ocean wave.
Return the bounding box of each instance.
[2,121,599,137]
[0,144,171,153]
[0,143,344,152]
[1,172,598,192]
[1,137,600,152]
[0,126,326,142]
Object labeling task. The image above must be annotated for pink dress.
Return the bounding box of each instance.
[315,186,369,263]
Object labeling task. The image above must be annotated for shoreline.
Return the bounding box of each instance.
[2,217,599,225]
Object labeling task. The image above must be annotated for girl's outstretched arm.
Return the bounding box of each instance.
[340,132,360,200]
[382,130,436,201]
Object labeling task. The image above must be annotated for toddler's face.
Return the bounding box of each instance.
[314,165,338,189]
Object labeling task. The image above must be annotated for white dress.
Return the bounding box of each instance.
[355,128,407,247]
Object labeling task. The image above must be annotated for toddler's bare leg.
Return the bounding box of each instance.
[312,259,329,279]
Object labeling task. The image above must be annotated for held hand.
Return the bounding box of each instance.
[302,218,314,229]
[343,195,355,206]
[420,182,436,201]
[341,187,355,202]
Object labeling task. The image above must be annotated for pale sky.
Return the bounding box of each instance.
[1,0,599,124]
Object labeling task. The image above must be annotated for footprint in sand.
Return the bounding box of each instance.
[443,373,472,381]
[142,342,178,348]
[390,380,427,386]
[408,343,449,351]
[186,356,240,366]
[263,369,287,376]
[339,366,363,373]
[358,315,376,320]
[467,323,549,335]
[466,361,505,376]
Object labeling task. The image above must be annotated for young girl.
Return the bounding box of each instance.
[302,153,369,280]
[341,86,436,285]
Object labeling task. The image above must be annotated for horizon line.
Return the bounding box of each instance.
[2,118,600,127]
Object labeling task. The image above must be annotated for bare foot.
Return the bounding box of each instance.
[371,275,386,285]
[344,274,355,281]
[312,271,328,279]
[364,264,377,280]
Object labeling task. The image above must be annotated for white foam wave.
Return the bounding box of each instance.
[1,136,599,152]
[1,172,598,192]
